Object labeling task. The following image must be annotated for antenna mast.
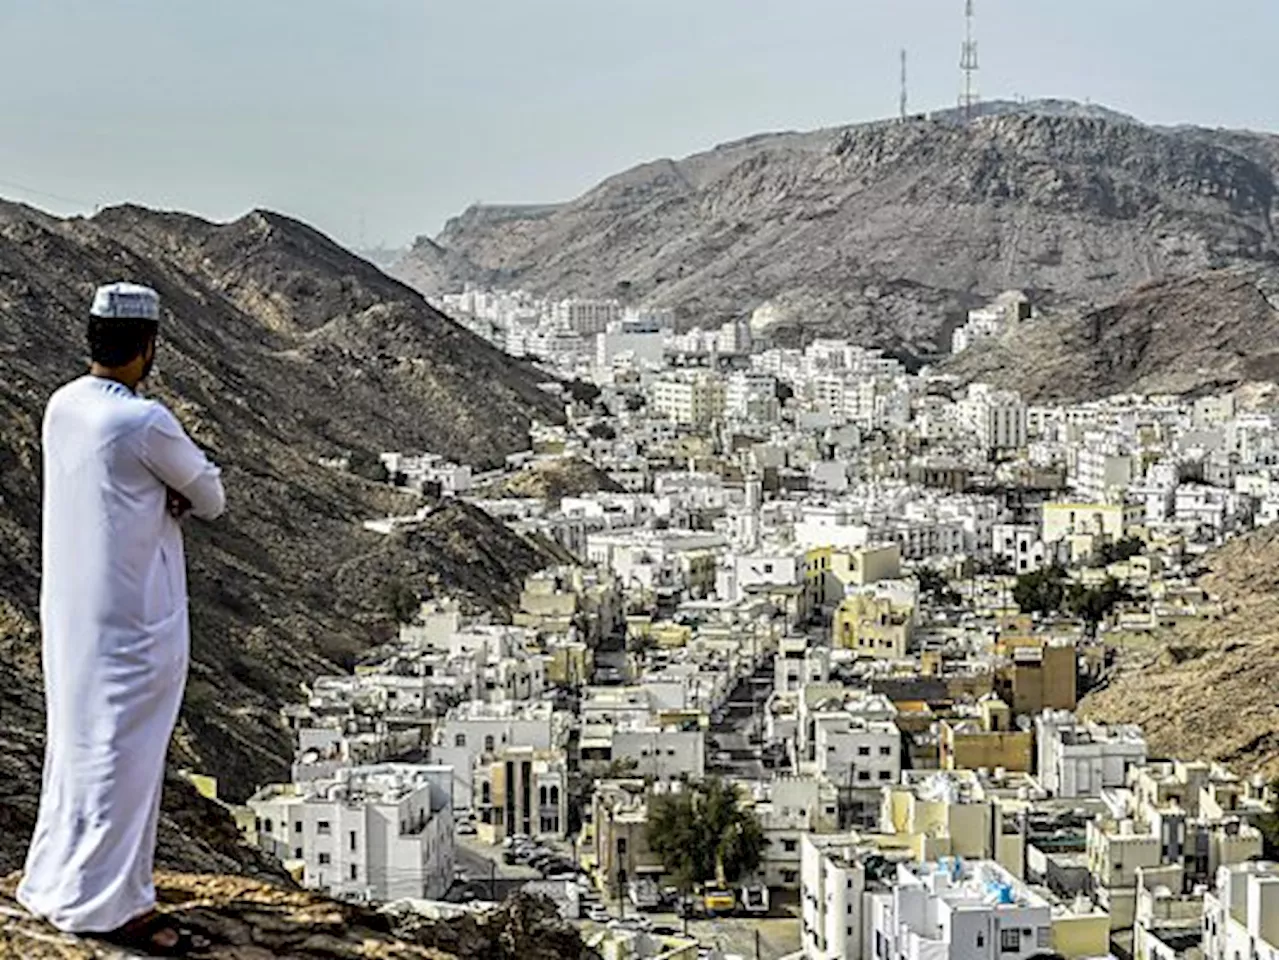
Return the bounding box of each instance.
[959,0,979,120]
[899,48,908,121]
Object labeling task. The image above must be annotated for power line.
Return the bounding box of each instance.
[0,176,98,210]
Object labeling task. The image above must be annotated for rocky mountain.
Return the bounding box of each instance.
[940,264,1279,401]
[0,872,594,960]
[1079,525,1279,777]
[392,100,1277,363]
[0,200,565,873]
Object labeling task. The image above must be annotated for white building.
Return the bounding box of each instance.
[1035,711,1147,798]
[552,297,622,335]
[431,701,563,809]
[801,832,885,960]
[611,725,707,781]
[649,374,727,425]
[776,636,832,693]
[991,523,1058,574]
[1202,862,1279,960]
[868,859,1054,960]
[248,764,454,902]
[961,384,1028,453]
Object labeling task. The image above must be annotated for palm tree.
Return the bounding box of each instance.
[646,777,767,895]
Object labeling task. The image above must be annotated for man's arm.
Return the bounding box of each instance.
[140,405,225,520]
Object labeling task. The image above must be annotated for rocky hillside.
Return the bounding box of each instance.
[940,264,1279,401]
[1080,526,1279,777]
[0,873,593,960]
[393,101,1277,359]
[473,457,624,503]
[0,200,564,874]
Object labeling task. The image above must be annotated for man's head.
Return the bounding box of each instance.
[87,282,160,385]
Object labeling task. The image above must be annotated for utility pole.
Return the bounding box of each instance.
[959,0,979,120]
[899,48,908,121]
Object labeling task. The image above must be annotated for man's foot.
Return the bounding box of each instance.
[90,909,192,956]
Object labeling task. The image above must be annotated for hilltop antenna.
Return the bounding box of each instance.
[959,0,979,120]
[899,48,908,121]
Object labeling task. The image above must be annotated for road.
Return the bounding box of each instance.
[707,657,777,782]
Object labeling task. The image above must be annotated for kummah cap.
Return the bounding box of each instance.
[89,282,161,321]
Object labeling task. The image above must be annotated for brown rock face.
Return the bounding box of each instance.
[1079,525,1280,777]
[0,872,594,960]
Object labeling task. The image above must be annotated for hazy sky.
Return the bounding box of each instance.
[1,1,1275,248]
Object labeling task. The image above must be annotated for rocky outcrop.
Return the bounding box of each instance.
[473,458,624,504]
[1079,526,1280,777]
[392,101,1277,360]
[940,265,1279,401]
[0,201,563,873]
[0,873,594,960]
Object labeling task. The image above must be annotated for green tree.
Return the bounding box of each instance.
[380,577,419,624]
[1099,536,1145,565]
[1065,577,1128,635]
[646,777,767,892]
[1011,566,1067,615]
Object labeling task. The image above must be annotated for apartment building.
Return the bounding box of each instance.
[1035,711,1147,798]
[248,764,454,901]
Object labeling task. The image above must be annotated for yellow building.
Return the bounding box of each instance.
[807,544,902,608]
[1043,501,1145,544]
[545,642,594,687]
[938,696,1033,773]
[1051,910,1112,958]
[880,773,1024,877]
[832,592,913,658]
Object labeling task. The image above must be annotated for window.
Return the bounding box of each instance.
[293,820,303,833]
[481,782,492,805]
[294,847,302,858]
[879,770,892,781]
[349,864,358,880]
[539,785,548,806]
[549,785,560,805]
[1000,928,1020,952]
[879,746,892,756]
[318,853,331,865]
[783,839,797,852]
[349,831,357,851]
[264,819,274,834]
[317,821,331,835]
[1036,927,1050,948]
[484,735,495,752]
[977,933,985,948]
[857,771,870,782]
[857,746,871,756]
[455,733,466,747]
[782,870,797,884]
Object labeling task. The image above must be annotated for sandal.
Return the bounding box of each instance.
[88,909,196,956]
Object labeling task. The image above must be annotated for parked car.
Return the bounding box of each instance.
[457,820,477,836]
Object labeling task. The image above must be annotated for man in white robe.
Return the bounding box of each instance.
[18,282,225,948]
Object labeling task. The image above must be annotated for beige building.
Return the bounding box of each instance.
[831,589,914,659]
[473,746,568,843]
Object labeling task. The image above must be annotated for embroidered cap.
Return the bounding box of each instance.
[89,282,161,321]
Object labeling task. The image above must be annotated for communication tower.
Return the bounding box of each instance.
[959,0,979,120]
[899,49,908,120]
